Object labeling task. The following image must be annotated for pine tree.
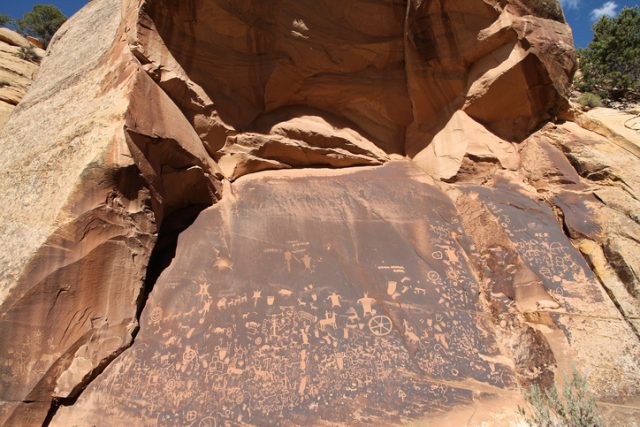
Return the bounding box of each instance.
[577,6,640,101]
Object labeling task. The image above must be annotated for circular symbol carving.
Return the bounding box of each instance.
[185,410,197,422]
[183,348,197,362]
[368,315,393,336]
[427,270,440,281]
[149,307,163,323]
[198,417,217,427]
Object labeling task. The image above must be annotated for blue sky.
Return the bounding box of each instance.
[2,0,639,48]
[561,0,640,46]
[2,1,86,22]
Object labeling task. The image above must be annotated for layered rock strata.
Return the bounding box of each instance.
[0,28,44,129]
[0,0,638,426]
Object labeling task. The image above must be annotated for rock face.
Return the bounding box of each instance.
[0,0,638,426]
[0,28,44,129]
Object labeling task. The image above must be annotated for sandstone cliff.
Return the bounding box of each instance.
[0,28,44,129]
[0,0,638,426]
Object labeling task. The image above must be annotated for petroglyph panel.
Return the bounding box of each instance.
[465,181,606,310]
[53,163,516,426]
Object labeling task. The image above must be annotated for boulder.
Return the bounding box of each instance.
[0,1,221,424]
[1,0,639,425]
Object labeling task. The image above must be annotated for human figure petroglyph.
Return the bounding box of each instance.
[302,254,312,270]
[357,293,376,316]
[327,292,342,307]
[300,328,310,345]
[196,281,211,300]
[252,290,262,307]
[284,251,293,272]
[199,299,213,316]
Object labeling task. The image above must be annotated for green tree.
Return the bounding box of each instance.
[0,15,12,27]
[16,5,66,48]
[577,6,640,101]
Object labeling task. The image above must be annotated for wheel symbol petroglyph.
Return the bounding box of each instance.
[198,416,217,427]
[368,315,393,336]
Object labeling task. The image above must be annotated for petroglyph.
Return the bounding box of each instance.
[51,163,610,426]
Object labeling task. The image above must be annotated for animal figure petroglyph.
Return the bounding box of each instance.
[253,368,273,381]
[403,319,420,344]
[319,312,337,330]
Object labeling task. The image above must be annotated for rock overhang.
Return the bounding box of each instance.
[135,0,576,180]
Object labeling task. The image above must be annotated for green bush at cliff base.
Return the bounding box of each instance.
[577,92,604,109]
[576,6,640,102]
[518,368,601,427]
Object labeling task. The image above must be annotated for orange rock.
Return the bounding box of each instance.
[1,0,639,425]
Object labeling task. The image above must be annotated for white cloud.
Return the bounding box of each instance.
[591,1,619,20]
[560,0,581,9]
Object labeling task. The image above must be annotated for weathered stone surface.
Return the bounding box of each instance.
[218,113,389,180]
[136,0,575,172]
[539,121,640,320]
[1,0,639,425]
[0,0,221,424]
[575,107,640,157]
[52,162,639,426]
[0,28,32,49]
[413,110,519,180]
[0,28,43,129]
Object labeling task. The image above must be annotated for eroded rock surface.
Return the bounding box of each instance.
[136,0,575,179]
[52,162,640,426]
[0,28,44,129]
[0,0,638,425]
